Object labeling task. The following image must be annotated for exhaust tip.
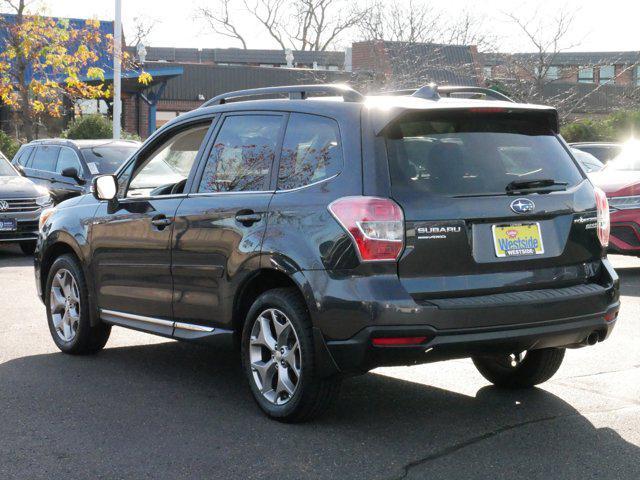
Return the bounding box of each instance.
[586,332,599,346]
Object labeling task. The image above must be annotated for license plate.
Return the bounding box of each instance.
[492,223,544,258]
[0,218,17,232]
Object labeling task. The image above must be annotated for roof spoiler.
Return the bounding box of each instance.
[373,105,559,136]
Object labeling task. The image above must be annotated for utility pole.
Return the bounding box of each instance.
[113,0,122,140]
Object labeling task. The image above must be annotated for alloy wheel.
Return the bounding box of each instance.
[249,308,302,405]
[49,269,81,342]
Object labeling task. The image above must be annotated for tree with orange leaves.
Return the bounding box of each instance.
[0,0,150,141]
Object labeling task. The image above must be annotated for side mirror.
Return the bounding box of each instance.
[61,166,85,184]
[93,175,118,201]
[14,164,25,176]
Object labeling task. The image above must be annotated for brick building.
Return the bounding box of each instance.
[120,60,350,138]
[483,51,640,87]
[351,40,482,89]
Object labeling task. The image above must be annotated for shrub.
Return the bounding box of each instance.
[62,114,142,142]
[560,120,605,143]
[0,130,21,159]
[62,114,113,139]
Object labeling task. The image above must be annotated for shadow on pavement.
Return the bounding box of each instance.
[616,265,640,297]
[1,336,639,479]
[0,244,32,267]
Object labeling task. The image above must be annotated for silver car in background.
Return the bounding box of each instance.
[0,151,52,255]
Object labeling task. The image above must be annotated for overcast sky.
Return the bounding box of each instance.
[24,0,640,53]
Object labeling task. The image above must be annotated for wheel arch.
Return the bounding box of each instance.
[231,267,316,337]
[40,234,100,327]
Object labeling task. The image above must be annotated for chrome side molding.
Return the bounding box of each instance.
[100,309,215,334]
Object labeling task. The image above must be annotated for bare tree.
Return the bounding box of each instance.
[130,15,158,48]
[357,0,440,44]
[501,8,579,101]
[197,0,367,52]
[197,0,248,49]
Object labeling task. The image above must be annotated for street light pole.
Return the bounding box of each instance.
[113,0,122,140]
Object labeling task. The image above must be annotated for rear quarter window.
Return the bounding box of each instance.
[385,112,583,197]
[277,113,342,190]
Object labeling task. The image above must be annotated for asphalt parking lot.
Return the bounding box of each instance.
[0,243,639,480]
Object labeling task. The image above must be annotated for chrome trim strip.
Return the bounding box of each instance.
[188,190,275,197]
[0,236,38,242]
[275,173,340,193]
[100,309,216,334]
[118,193,189,202]
[100,309,174,328]
[0,197,39,201]
[174,322,215,332]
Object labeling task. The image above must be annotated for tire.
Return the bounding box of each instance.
[45,254,111,355]
[472,348,565,388]
[19,240,36,255]
[241,288,340,422]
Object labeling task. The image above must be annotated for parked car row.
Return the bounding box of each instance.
[12,139,139,203]
[0,138,138,255]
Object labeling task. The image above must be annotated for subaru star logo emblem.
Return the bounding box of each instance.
[510,198,535,214]
[0,200,9,212]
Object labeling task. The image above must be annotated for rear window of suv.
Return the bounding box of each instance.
[385,111,583,197]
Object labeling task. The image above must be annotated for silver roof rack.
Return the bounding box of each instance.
[201,84,364,107]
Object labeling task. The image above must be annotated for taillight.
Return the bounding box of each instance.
[328,196,404,261]
[595,187,610,248]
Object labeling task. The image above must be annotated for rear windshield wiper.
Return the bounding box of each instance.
[505,178,568,194]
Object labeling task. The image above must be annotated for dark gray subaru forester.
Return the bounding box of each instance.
[35,84,620,422]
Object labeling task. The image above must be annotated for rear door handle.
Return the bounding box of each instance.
[235,211,262,225]
[151,215,173,229]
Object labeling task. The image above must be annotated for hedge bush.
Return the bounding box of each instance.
[62,115,141,141]
[561,110,640,143]
[0,130,20,159]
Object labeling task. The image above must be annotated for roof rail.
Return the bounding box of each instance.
[201,84,364,107]
[377,85,515,103]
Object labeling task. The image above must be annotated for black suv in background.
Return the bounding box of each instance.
[36,85,620,422]
[13,139,139,204]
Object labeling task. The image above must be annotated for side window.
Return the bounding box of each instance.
[198,115,283,193]
[31,146,60,172]
[56,148,83,175]
[127,123,210,198]
[277,113,342,190]
[14,146,33,166]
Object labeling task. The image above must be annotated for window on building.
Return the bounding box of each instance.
[533,66,558,80]
[546,66,559,80]
[277,113,343,190]
[156,111,180,129]
[483,66,492,79]
[599,65,615,84]
[198,115,284,193]
[578,67,595,83]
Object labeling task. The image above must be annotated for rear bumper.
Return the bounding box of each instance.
[324,307,619,374]
[302,258,620,375]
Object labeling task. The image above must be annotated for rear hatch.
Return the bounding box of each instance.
[382,108,603,301]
